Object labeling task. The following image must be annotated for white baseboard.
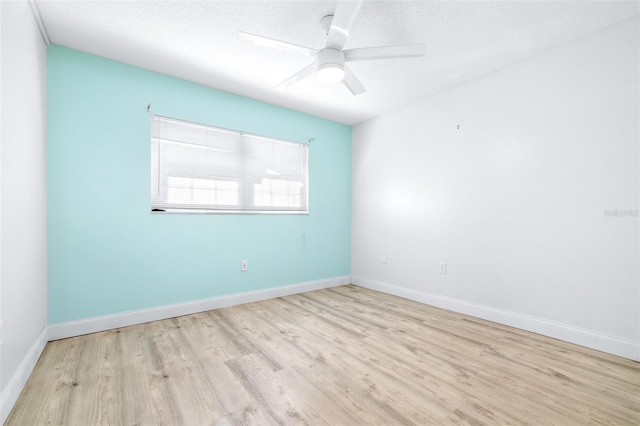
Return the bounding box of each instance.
[1,325,48,425]
[352,276,640,362]
[48,276,351,341]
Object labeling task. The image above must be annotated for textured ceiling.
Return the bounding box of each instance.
[35,0,639,125]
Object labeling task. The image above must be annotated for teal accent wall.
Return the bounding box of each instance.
[47,45,351,324]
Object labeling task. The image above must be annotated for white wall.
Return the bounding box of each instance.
[0,1,48,422]
[352,17,639,360]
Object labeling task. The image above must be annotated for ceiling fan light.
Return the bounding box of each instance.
[316,63,345,84]
[316,48,346,85]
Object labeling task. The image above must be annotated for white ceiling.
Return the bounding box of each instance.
[35,0,639,125]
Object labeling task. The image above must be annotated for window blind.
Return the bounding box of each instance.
[151,115,309,213]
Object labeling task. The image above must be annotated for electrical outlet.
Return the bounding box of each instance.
[440,263,447,274]
[241,260,248,272]
[381,253,387,264]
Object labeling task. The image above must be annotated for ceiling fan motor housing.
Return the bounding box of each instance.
[317,48,345,69]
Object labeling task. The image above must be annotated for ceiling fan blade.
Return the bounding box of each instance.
[238,31,317,57]
[345,44,427,62]
[325,0,364,50]
[342,65,366,96]
[275,62,317,91]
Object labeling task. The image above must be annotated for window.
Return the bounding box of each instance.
[151,115,309,213]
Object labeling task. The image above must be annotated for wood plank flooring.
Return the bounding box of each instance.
[6,285,640,425]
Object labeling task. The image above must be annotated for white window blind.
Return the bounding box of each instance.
[151,115,309,214]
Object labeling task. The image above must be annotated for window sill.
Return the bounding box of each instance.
[150,208,309,215]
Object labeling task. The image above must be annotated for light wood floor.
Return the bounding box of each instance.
[6,285,640,425]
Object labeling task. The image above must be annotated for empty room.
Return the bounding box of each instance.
[1,0,639,424]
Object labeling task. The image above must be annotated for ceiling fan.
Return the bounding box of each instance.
[238,0,426,95]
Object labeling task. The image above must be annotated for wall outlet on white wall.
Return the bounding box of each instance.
[440,263,447,274]
[241,260,249,272]
[381,253,387,264]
